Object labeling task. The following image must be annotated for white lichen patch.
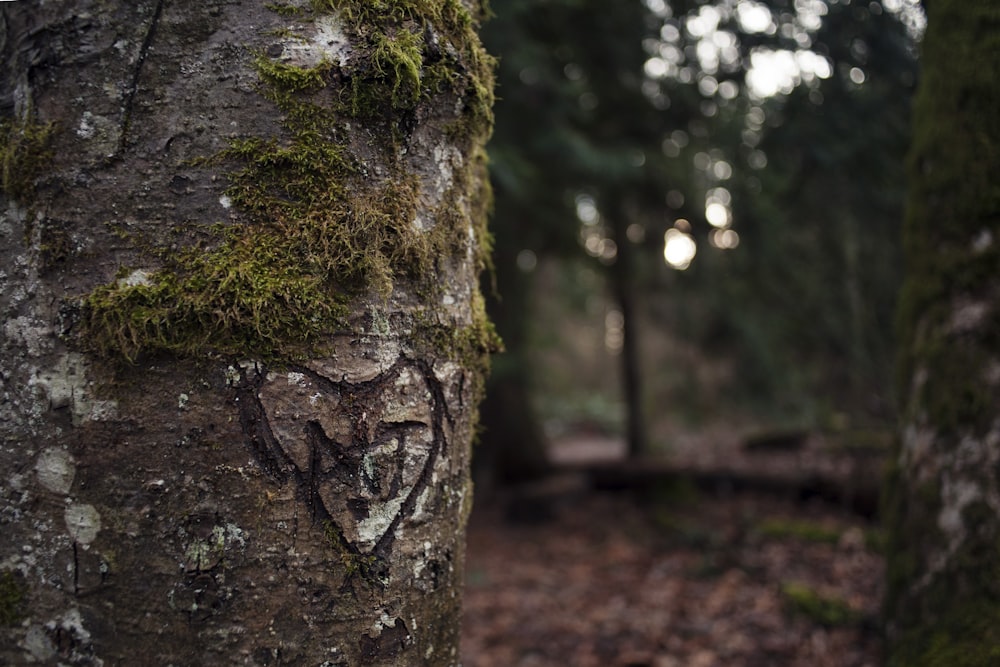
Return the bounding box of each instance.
[76,111,97,139]
[35,608,99,665]
[356,493,408,549]
[74,110,118,157]
[411,484,433,524]
[433,143,463,198]
[937,475,981,538]
[35,448,76,494]
[224,365,241,386]
[373,610,397,633]
[224,359,261,386]
[64,503,101,546]
[221,522,247,548]
[948,298,990,334]
[182,523,246,572]
[22,623,57,662]
[433,361,462,384]
[117,269,153,287]
[4,316,54,357]
[30,353,92,419]
[972,228,993,253]
[912,422,1000,594]
[282,14,350,68]
[412,539,433,579]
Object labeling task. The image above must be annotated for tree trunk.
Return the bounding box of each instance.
[884,2,1000,664]
[0,1,494,665]
[608,194,647,459]
[476,225,551,490]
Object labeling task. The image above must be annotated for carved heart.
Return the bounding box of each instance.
[235,340,447,558]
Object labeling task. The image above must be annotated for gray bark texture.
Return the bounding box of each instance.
[0,1,494,665]
[884,1,1000,664]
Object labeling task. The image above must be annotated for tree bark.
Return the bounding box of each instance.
[0,1,494,665]
[884,2,1000,664]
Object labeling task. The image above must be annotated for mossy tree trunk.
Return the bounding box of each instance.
[884,2,1000,664]
[0,1,494,664]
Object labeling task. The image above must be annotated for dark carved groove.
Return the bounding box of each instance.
[372,359,450,559]
[116,0,165,157]
[234,364,290,482]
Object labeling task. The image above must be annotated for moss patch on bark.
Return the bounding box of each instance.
[0,115,55,205]
[0,571,26,627]
[80,0,496,363]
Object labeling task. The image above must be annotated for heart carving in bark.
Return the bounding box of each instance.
[234,338,450,560]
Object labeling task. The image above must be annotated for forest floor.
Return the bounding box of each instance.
[460,432,886,667]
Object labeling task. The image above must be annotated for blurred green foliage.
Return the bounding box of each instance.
[781,582,864,627]
[479,0,919,468]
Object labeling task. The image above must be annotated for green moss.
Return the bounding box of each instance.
[781,582,862,627]
[0,570,26,627]
[894,0,1000,432]
[320,0,495,140]
[358,28,424,113]
[888,601,1000,667]
[81,0,497,364]
[254,56,331,93]
[412,288,501,400]
[83,241,349,361]
[863,527,885,553]
[324,521,379,582]
[0,116,55,204]
[756,519,842,545]
[265,2,304,16]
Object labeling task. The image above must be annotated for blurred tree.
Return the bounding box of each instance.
[884,1,1000,663]
[479,0,681,478]
[669,0,918,425]
[479,0,920,485]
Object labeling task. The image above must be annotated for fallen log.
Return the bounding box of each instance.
[564,458,883,518]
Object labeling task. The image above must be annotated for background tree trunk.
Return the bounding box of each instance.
[0,1,494,664]
[476,225,552,490]
[884,1,1000,664]
[607,192,647,459]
